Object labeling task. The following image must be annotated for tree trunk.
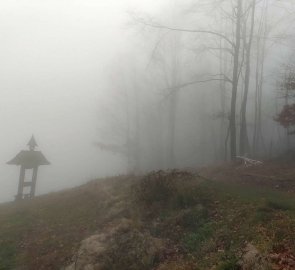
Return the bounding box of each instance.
[230,0,242,160]
[168,90,178,168]
[253,0,268,156]
[134,82,141,174]
[240,0,256,156]
[167,32,181,168]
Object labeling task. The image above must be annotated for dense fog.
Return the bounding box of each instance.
[1,0,295,202]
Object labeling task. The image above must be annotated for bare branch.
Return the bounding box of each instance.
[200,46,234,56]
[136,18,236,48]
[145,31,170,70]
[94,142,126,155]
[161,76,233,101]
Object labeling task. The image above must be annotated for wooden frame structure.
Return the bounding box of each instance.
[7,136,50,200]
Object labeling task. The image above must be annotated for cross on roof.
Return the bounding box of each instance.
[27,135,38,151]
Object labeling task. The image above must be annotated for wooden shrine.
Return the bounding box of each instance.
[7,136,50,200]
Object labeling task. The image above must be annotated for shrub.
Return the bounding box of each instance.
[255,198,292,223]
[134,170,195,205]
[183,223,213,252]
[266,199,292,211]
[174,190,199,209]
[216,257,240,270]
[255,207,274,223]
[177,205,209,230]
[156,260,197,270]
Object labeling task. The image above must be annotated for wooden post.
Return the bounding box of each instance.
[16,165,25,200]
[30,167,38,198]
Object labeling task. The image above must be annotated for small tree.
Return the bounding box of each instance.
[275,104,295,134]
[275,67,295,135]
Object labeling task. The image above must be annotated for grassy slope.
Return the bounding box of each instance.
[0,176,135,270]
[0,165,294,270]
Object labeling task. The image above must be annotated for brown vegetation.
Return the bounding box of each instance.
[0,165,295,269]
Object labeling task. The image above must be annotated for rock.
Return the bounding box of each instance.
[64,233,107,270]
[238,243,270,270]
[64,219,164,270]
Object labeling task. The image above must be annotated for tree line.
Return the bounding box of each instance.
[97,0,295,173]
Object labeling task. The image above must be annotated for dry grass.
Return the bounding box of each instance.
[0,176,135,270]
[0,166,294,270]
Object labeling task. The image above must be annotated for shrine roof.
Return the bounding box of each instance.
[7,150,50,167]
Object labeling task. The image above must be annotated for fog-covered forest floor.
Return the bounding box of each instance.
[0,161,295,270]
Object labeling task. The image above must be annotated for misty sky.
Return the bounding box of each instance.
[0,0,168,202]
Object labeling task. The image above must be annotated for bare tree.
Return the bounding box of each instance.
[136,0,244,161]
[95,62,143,174]
[239,0,256,155]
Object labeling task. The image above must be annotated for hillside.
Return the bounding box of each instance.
[0,162,295,270]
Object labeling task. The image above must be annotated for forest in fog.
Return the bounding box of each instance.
[1,0,295,202]
[2,2,295,269]
[96,0,295,173]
